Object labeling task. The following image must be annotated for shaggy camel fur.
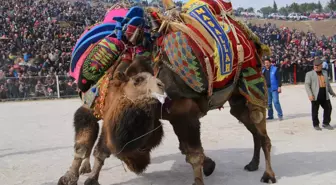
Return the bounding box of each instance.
[124,56,276,185]
[58,54,275,185]
[58,71,167,185]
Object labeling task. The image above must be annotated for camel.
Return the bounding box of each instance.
[58,71,167,185]
[129,1,275,184]
[125,55,276,185]
[59,0,277,184]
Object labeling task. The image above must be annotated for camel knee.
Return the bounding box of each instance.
[74,144,89,159]
[93,135,111,161]
[250,109,264,124]
[248,104,265,124]
[92,146,110,166]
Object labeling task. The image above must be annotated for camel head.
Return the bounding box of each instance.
[103,70,166,123]
[103,71,166,157]
[112,71,165,103]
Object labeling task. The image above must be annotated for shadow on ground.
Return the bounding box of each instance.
[266,113,311,122]
[0,146,72,158]
[107,148,336,185]
[282,113,311,120]
[0,148,13,152]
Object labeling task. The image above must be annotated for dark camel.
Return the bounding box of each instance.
[124,55,277,185]
[59,3,276,185]
[58,55,275,185]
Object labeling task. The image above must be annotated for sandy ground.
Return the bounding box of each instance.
[0,84,336,185]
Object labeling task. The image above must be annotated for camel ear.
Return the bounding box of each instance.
[114,72,129,82]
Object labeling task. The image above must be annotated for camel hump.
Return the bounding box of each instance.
[70,6,151,93]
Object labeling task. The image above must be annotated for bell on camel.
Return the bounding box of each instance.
[162,0,176,10]
[129,27,141,45]
[148,14,160,31]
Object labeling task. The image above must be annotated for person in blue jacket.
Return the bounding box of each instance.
[262,59,283,121]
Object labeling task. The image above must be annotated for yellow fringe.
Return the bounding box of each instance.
[179,13,216,49]
[230,16,271,57]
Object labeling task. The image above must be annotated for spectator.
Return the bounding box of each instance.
[262,59,284,121]
[35,80,46,97]
[0,84,8,100]
[305,59,335,131]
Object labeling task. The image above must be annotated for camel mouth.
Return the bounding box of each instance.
[125,94,165,107]
[151,92,167,105]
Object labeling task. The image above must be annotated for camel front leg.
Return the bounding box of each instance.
[58,107,99,185]
[84,136,111,185]
[170,116,206,185]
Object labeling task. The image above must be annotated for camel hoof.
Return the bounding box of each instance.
[203,157,216,176]
[84,178,100,185]
[79,162,92,175]
[57,171,78,185]
[244,161,259,171]
[260,172,276,184]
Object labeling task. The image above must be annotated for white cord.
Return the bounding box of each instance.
[115,102,164,155]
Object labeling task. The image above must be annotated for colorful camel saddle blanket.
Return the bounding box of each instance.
[69,6,151,93]
[238,67,267,108]
[162,0,259,93]
[207,66,267,109]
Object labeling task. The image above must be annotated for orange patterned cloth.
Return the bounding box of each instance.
[92,73,112,119]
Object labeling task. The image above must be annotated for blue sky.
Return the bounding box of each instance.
[177,0,329,10]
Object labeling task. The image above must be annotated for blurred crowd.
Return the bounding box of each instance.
[0,0,106,100]
[0,0,335,100]
[249,23,336,83]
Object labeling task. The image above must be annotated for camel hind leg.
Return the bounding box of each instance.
[58,106,100,185]
[229,92,276,183]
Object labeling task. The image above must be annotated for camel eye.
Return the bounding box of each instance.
[134,76,144,86]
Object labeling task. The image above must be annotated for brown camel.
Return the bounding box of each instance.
[125,56,276,185]
[59,1,276,185]
[123,0,276,184]
[58,55,275,185]
[58,71,167,185]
